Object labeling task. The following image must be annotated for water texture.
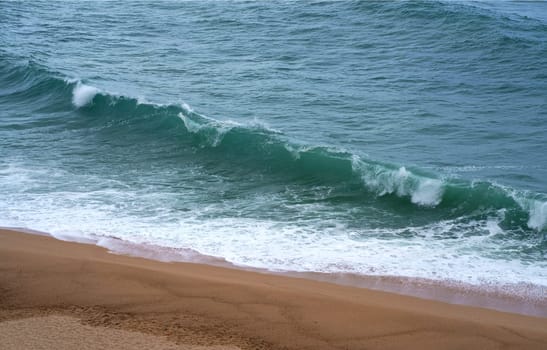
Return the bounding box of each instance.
[1,1,546,290]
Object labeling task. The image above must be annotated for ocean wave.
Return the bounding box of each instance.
[81,84,547,232]
[2,58,546,232]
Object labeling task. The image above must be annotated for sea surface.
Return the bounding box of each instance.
[1,1,546,296]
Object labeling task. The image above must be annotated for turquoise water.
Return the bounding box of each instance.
[1,1,546,290]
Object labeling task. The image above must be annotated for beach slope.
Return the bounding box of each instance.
[1,229,546,350]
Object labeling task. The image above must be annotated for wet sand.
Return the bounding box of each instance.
[1,228,546,349]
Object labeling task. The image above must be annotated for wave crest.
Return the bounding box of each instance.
[72,82,100,108]
[528,200,547,231]
[78,83,547,231]
[353,160,444,207]
[1,58,545,232]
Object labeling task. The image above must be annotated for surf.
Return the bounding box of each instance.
[1,57,546,236]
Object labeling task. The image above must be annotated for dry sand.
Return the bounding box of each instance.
[0,315,239,350]
[1,228,546,349]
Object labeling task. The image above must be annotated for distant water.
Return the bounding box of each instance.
[1,1,546,292]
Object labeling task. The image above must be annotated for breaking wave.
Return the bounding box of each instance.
[1,58,546,233]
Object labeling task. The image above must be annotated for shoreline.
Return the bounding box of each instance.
[20,226,546,318]
[4,226,546,318]
[1,227,547,349]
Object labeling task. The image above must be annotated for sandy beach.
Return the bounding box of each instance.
[1,228,546,350]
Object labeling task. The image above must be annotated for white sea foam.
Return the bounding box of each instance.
[248,117,283,134]
[411,178,443,206]
[528,200,547,231]
[180,102,194,113]
[1,161,545,305]
[178,112,234,146]
[502,184,547,231]
[486,218,504,236]
[284,144,303,160]
[178,112,202,133]
[72,82,99,107]
[1,165,545,290]
[72,82,100,108]
[352,157,444,207]
[178,111,281,148]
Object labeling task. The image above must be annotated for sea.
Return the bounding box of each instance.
[1,0,546,306]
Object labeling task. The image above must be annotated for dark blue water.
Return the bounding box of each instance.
[1,1,546,291]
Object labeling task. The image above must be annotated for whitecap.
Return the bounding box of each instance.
[528,200,547,231]
[411,178,443,206]
[72,82,99,107]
